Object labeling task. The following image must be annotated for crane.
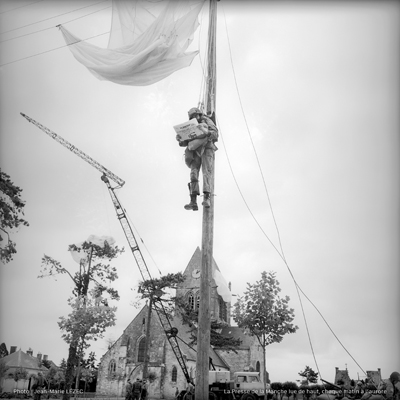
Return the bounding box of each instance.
[20,112,193,384]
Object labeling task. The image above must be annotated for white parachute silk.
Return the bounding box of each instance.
[60,0,205,86]
[70,235,116,264]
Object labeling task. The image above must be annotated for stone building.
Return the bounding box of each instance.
[96,248,266,399]
[334,367,351,386]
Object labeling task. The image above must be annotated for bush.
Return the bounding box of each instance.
[271,382,284,391]
[282,382,298,392]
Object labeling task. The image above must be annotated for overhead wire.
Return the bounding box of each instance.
[0,0,110,35]
[0,5,111,43]
[0,0,44,15]
[0,30,109,67]
[220,3,369,380]
[0,2,112,67]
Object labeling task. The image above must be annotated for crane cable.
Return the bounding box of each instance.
[220,3,369,380]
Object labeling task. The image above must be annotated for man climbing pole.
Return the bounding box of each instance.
[176,107,218,211]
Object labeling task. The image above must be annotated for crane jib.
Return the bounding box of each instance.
[20,112,125,187]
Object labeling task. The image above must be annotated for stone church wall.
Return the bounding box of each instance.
[96,305,166,397]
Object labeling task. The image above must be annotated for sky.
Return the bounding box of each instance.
[0,0,399,385]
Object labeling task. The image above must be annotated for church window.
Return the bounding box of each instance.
[108,359,116,374]
[171,366,178,382]
[196,291,200,310]
[137,337,146,362]
[188,292,195,310]
[256,361,260,372]
[218,295,227,322]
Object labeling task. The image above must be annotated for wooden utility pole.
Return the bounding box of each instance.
[142,295,153,380]
[195,0,218,398]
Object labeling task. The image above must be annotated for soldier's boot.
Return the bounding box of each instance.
[202,192,211,208]
[184,194,198,211]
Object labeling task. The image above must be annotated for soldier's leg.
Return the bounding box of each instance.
[184,154,201,211]
[201,148,214,208]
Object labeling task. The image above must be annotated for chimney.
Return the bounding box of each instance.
[26,348,33,356]
[37,353,42,361]
[228,282,231,291]
[10,346,17,354]
[43,355,48,361]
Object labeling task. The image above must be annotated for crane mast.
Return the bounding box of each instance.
[21,112,192,384]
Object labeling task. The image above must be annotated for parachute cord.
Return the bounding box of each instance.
[197,5,207,108]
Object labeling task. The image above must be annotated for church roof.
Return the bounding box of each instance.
[1,349,49,372]
[218,326,253,350]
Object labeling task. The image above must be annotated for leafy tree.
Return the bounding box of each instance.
[39,237,123,400]
[41,359,52,369]
[0,343,8,358]
[0,170,29,263]
[59,358,67,370]
[45,366,59,389]
[299,366,319,385]
[0,361,10,392]
[176,297,242,350]
[232,271,298,400]
[139,272,242,351]
[13,367,29,389]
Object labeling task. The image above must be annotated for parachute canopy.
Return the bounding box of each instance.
[70,235,116,264]
[60,0,205,86]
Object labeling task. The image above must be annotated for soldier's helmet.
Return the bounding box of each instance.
[188,107,202,118]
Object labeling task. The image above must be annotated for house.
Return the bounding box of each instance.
[96,247,266,399]
[0,348,49,392]
[334,367,351,386]
[366,369,382,386]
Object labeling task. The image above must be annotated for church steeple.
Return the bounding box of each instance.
[176,247,231,325]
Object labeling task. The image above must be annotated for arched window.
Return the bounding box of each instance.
[108,359,116,374]
[171,366,178,382]
[196,291,200,310]
[137,337,146,362]
[256,361,260,372]
[218,295,227,322]
[188,292,195,310]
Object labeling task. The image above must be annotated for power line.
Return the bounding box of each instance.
[0,0,44,15]
[0,0,110,35]
[0,30,109,67]
[0,5,111,43]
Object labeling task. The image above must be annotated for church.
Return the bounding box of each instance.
[96,248,266,399]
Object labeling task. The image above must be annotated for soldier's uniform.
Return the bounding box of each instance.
[177,107,218,211]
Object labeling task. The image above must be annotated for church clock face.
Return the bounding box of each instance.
[192,268,201,278]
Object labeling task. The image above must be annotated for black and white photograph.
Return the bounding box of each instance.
[1,1,399,400]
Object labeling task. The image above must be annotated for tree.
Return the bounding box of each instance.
[13,367,29,390]
[0,361,10,392]
[0,170,29,263]
[232,271,299,400]
[139,273,242,351]
[176,297,242,350]
[39,236,123,400]
[0,343,8,358]
[299,366,319,385]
